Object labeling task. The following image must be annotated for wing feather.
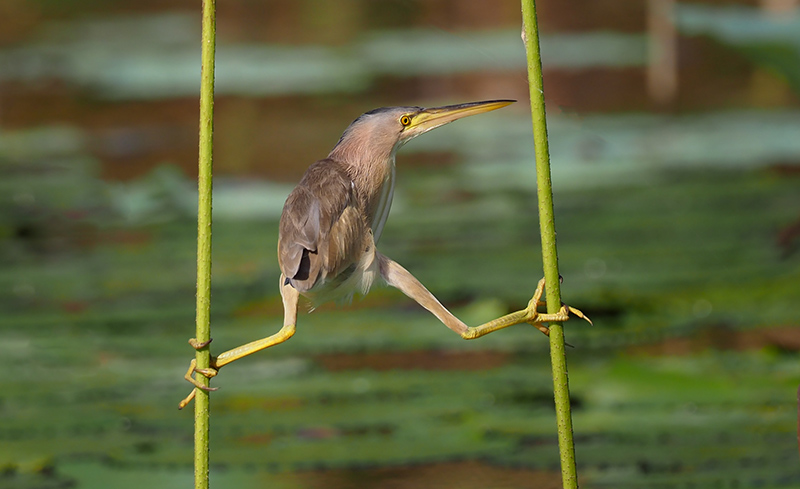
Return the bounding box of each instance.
[278,159,367,293]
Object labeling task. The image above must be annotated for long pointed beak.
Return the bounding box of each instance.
[403,99,515,139]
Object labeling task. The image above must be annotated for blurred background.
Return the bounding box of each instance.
[2,0,800,488]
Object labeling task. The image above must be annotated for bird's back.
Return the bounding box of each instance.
[278,159,374,301]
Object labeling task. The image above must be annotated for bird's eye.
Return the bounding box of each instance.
[400,115,412,127]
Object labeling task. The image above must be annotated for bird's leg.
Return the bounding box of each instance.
[178,275,299,409]
[378,254,590,340]
[213,277,299,369]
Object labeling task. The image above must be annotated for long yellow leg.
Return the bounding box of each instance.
[178,275,299,409]
[378,254,591,340]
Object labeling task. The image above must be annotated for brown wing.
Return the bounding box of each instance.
[278,159,368,293]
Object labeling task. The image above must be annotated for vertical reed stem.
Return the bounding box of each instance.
[194,1,216,488]
[520,1,579,487]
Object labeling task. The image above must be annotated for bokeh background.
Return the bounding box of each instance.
[2,0,800,488]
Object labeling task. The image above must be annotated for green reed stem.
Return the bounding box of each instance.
[521,1,579,487]
[194,1,216,488]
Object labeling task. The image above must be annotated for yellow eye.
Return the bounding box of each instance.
[400,115,412,127]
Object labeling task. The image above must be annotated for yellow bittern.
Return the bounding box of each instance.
[180,99,589,408]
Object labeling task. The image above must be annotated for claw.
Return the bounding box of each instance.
[194,367,218,378]
[189,337,213,349]
[568,306,593,326]
[178,390,195,410]
[529,321,551,336]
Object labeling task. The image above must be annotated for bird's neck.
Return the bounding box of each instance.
[329,144,396,241]
[367,152,396,244]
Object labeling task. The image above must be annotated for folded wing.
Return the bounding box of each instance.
[278,159,368,294]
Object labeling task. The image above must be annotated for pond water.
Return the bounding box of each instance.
[1,1,800,488]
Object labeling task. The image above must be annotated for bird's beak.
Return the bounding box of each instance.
[403,99,515,139]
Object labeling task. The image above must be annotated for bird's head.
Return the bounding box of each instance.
[330,99,515,161]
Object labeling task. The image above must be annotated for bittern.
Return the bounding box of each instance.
[180,99,589,408]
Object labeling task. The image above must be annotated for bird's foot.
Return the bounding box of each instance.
[183,359,219,390]
[523,278,592,336]
[178,338,219,410]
